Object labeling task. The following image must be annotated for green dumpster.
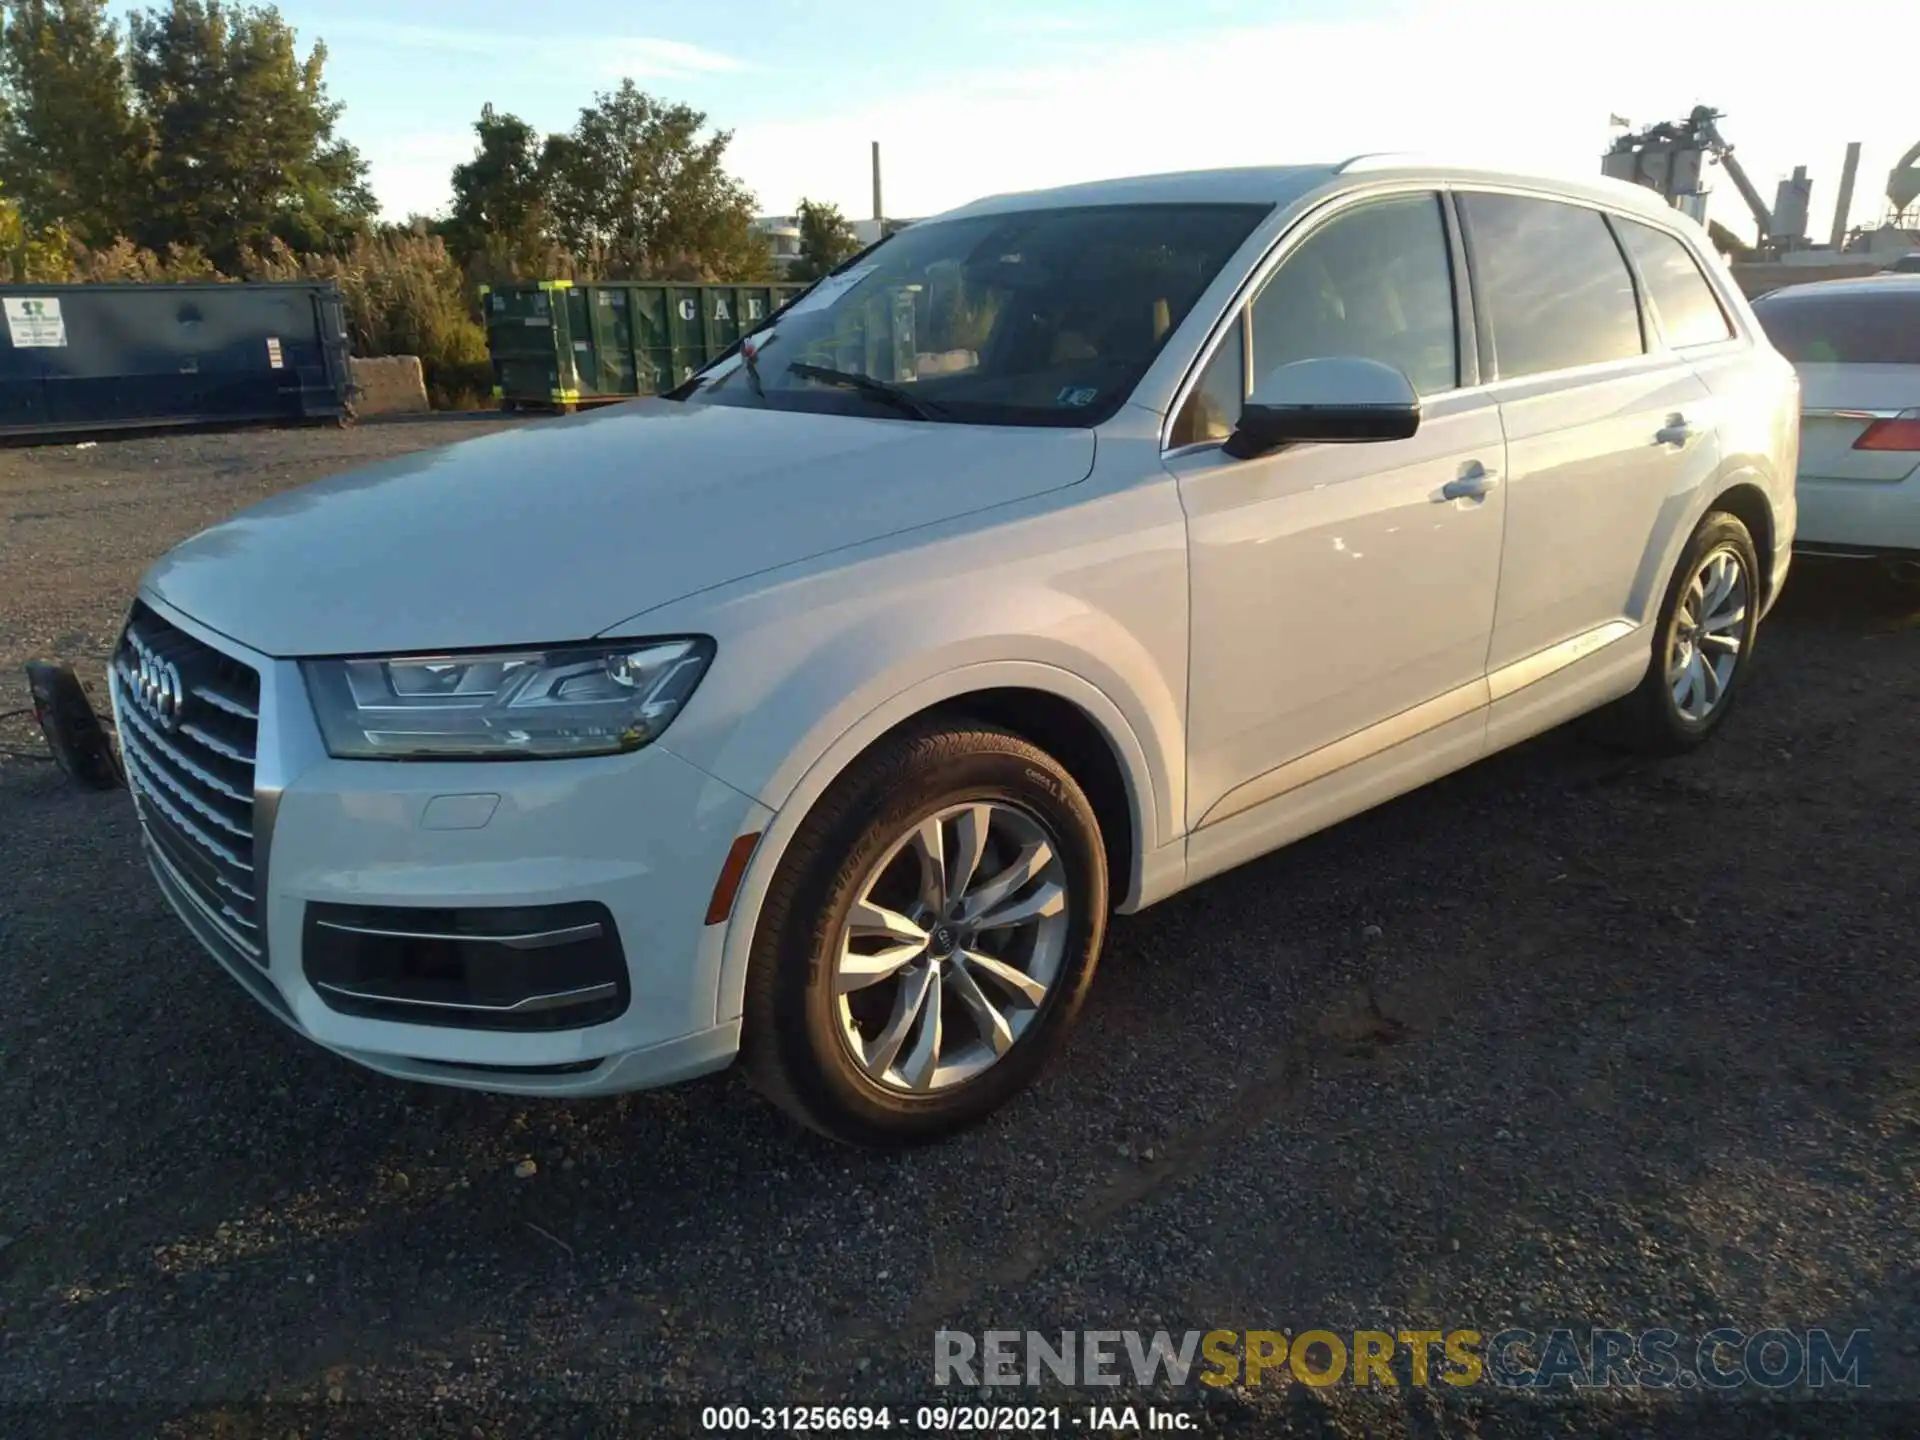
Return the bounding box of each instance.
[481,281,807,411]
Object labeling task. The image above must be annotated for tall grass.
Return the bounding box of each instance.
[250,235,492,409]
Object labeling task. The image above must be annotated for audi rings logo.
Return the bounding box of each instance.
[129,644,185,730]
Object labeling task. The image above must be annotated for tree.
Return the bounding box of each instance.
[541,80,765,280]
[126,0,373,268]
[792,197,858,281]
[1706,218,1753,262]
[0,178,73,279]
[0,0,143,243]
[444,103,553,279]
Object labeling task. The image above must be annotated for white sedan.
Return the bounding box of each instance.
[1752,274,1920,580]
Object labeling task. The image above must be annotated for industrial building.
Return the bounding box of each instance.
[749,213,894,271]
[1602,108,1920,295]
[751,141,910,272]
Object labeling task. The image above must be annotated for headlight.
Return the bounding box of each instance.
[302,639,713,760]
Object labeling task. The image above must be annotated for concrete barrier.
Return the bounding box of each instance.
[349,355,430,415]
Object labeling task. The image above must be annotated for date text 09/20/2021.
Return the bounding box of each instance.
[699,1405,1196,1432]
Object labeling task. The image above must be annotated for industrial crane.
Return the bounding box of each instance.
[1602,105,1777,246]
[1889,139,1920,226]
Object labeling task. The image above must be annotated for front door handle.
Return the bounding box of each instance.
[1656,415,1697,447]
[1440,462,1499,502]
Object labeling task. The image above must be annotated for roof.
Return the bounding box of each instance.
[1752,272,1920,303]
[933,164,1339,221]
[926,157,1690,227]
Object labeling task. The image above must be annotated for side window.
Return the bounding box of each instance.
[1170,314,1244,447]
[1615,218,1735,348]
[1461,193,1644,378]
[1248,194,1458,397]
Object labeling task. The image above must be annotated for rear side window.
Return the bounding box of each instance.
[1615,219,1735,348]
[1752,289,1920,365]
[1462,193,1644,378]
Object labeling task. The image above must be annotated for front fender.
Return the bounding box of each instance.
[701,657,1174,1027]
[703,597,1181,829]
[634,479,1193,1027]
[646,477,1189,838]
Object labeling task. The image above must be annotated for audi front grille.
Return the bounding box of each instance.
[111,602,265,970]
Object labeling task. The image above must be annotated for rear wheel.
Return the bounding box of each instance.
[1587,510,1761,755]
[742,721,1107,1147]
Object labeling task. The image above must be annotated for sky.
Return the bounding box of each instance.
[114,0,1919,244]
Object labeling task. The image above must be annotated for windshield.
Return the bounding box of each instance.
[687,202,1271,427]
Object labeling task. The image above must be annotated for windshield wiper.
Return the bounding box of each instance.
[786,362,945,421]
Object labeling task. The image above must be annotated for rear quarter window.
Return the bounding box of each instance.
[1752,289,1920,365]
[1615,219,1735,348]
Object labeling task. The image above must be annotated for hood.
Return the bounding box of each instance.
[143,401,1095,657]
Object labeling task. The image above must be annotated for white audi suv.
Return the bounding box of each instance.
[113,158,1800,1145]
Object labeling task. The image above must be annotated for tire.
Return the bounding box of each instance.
[1586,510,1761,755]
[741,720,1108,1147]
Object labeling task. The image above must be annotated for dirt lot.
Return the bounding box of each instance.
[1,419,1917,1438]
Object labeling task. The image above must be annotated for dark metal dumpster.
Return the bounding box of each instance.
[0,281,352,440]
[482,281,807,411]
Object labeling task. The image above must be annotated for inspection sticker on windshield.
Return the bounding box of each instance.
[780,265,877,318]
[1057,385,1099,408]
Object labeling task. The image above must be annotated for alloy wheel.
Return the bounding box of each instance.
[833,800,1070,1093]
[1667,544,1749,723]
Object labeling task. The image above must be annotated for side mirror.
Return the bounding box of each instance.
[1224,356,1421,458]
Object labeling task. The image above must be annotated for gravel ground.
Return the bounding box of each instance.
[1,421,1917,1438]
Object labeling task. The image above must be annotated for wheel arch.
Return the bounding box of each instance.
[712,664,1171,1028]
[1706,480,1778,603]
[1636,466,1781,631]
[920,686,1136,909]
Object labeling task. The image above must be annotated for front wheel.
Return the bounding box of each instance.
[742,721,1108,1147]
[1587,510,1761,755]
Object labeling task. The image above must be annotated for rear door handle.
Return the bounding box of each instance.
[1656,416,1697,447]
[1441,462,1499,502]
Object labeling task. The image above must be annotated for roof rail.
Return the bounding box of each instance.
[1336,152,1432,174]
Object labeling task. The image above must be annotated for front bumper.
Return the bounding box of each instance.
[119,594,771,1098]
